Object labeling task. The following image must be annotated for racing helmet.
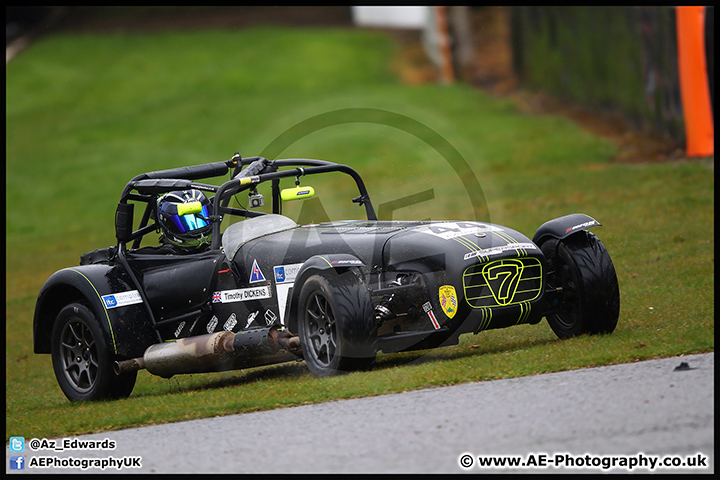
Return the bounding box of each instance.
[156,189,213,249]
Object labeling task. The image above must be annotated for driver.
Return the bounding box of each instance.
[156,189,213,253]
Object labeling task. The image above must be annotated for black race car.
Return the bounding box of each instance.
[33,154,620,401]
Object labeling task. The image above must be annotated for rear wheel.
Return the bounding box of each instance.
[541,231,620,339]
[298,271,377,376]
[51,303,136,401]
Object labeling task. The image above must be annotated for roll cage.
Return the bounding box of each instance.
[114,153,378,253]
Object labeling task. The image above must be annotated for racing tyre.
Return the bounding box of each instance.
[298,270,377,376]
[541,230,620,339]
[51,303,137,401]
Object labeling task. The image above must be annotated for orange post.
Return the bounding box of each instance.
[676,6,714,157]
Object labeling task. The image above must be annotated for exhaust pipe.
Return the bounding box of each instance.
[114,326,301,378]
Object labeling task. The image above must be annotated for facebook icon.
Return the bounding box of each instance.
[9,455,25,470]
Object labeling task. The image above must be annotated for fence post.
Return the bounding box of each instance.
[676,6,714,157]
[435,6,456,84]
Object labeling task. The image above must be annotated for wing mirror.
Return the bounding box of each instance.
[176,201,203,215]
[281,186,315,201]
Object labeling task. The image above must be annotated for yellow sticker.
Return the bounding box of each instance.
[439,285,458,319]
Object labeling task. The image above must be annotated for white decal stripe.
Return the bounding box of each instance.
[428,310,441,329]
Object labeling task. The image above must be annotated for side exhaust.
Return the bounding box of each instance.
[114,326,301,378]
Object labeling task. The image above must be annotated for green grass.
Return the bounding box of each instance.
[6,26,713,441]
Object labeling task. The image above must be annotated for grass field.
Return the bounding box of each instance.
[5,26,713,441]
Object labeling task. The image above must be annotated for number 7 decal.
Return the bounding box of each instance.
[482,259,524,306]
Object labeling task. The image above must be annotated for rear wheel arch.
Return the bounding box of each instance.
[34,266,152,357]
[34,284,93,354]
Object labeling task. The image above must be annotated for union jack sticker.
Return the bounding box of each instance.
[212,291,222,303]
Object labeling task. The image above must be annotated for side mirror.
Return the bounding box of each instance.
[176,201,203,215]
[281,186,315,201]
[115,202,134,242]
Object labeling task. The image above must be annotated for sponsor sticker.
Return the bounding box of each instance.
[439,285,458,319]
[330,259,363,266]
[423,302,441,329]
[566,220,598,233]
[463,242,537,261]
[249,259,266,283]
[264,309,277,325]
[101,290,143,309]
[274,263,303,284]
[207,315,218,333]
[245,311,260,328]
[224,313,238,331]
[274,263,304,325]
[174,321,185,338]
[212,286,271,303]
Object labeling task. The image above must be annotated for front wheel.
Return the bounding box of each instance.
[51,303,137,401]
[541,231,620,339]
[297,271,377,377]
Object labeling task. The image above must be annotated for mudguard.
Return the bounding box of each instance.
[33,265,156,358]
[532,213,601,245]
[283,254,365,333]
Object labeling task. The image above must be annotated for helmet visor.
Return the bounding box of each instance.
[169,205,210,233]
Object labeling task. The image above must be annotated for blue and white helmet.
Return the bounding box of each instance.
[157,189,212,249]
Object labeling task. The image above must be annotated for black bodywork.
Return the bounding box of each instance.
[33,154,620,400]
